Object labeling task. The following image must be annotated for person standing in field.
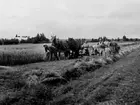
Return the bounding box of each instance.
[43,44,59,61]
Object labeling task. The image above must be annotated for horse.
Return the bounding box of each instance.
[91,44,103,56]
[96,41,111,56]
[103,47,112,57]
[43,44,59,61]
[108,41,120,54]
[67,38,84,58]
[51,35,70,59]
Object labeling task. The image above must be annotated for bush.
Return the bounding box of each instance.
[0,38,19,45]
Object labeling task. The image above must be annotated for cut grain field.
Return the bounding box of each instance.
[0,42,140,105]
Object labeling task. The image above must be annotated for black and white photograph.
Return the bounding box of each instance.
[0,0,140,105]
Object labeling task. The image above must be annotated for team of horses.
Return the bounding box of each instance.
[43,36,120,61]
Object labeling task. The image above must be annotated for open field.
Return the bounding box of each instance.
[0,41,137,66]
[0,42,140,105]
[0,44,46,65]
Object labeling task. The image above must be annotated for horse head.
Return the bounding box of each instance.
[43,44,49,51]
[51,35,56,43]
[43,44,47,48]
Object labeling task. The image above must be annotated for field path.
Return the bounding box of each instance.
[49,48,140,105]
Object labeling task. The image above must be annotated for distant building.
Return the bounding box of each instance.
[15,35,29,43]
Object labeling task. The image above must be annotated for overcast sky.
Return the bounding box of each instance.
[0,0,140,39]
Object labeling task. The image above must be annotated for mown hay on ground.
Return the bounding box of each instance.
[0,84,53,105]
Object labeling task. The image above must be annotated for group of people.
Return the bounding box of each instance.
[43,36,120,61]
[82,40,120,57]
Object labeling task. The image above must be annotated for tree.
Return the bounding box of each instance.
[98,37,102,42]
[123,35,128,41]
[32,33,50,43]
[102,36,107,42]
[117,37,120,41]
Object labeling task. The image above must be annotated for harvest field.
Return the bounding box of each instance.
[0,42,137,66]
[0,44,47,65]
[0,41,140,105]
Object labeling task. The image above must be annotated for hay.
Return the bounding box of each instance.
[26,75,39,87]
[43,71,60,78]
[120,51,125,56]
[83,56,92,62]
[91,57,108,66]
[62,67,82,81]
[119,51,124,56]
[75,61,100,72]
[41,77,67,85]
[62,61,101,81]
[23,70,62,86]
[40,71,67,85]
[105,56,114,64]
[74,61,88,68]
[110,55,118,62]
[114,54,121,59]
[88,59,97,65]
[23,69,44,87]
[23,69,43,77]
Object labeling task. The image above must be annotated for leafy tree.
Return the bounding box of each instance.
[123,35,128,41]
[117,37,120,41]
[102,36,107,41]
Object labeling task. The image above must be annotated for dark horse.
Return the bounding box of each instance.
[109,41,120,54]
[67,38,84,58]
[43,44,59,61]
[51,36,70,59]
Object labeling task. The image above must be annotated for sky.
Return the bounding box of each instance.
[0,0,140,39]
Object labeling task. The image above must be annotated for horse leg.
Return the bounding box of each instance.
[69,50,72,59]
[71,51,73,58]
[47,52,50,61]
[64,51,67,60]
[55,52,59,60]
[65,50,70,59]
[67,50,70,59]
[57,52,60,60]
[59,51,61,60]
[101,50,103,56]
[45,52,47,60]
[50,53,53,61]
[75,50,79,58]
[46,52,49,61]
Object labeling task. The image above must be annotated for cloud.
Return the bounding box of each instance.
[108,2,140,20]
[1,0,140,39]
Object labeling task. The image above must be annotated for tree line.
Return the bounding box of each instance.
[20,33,50,44]
[0,33,50,45]
[90,35,140,42]
[0,34,140,45]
